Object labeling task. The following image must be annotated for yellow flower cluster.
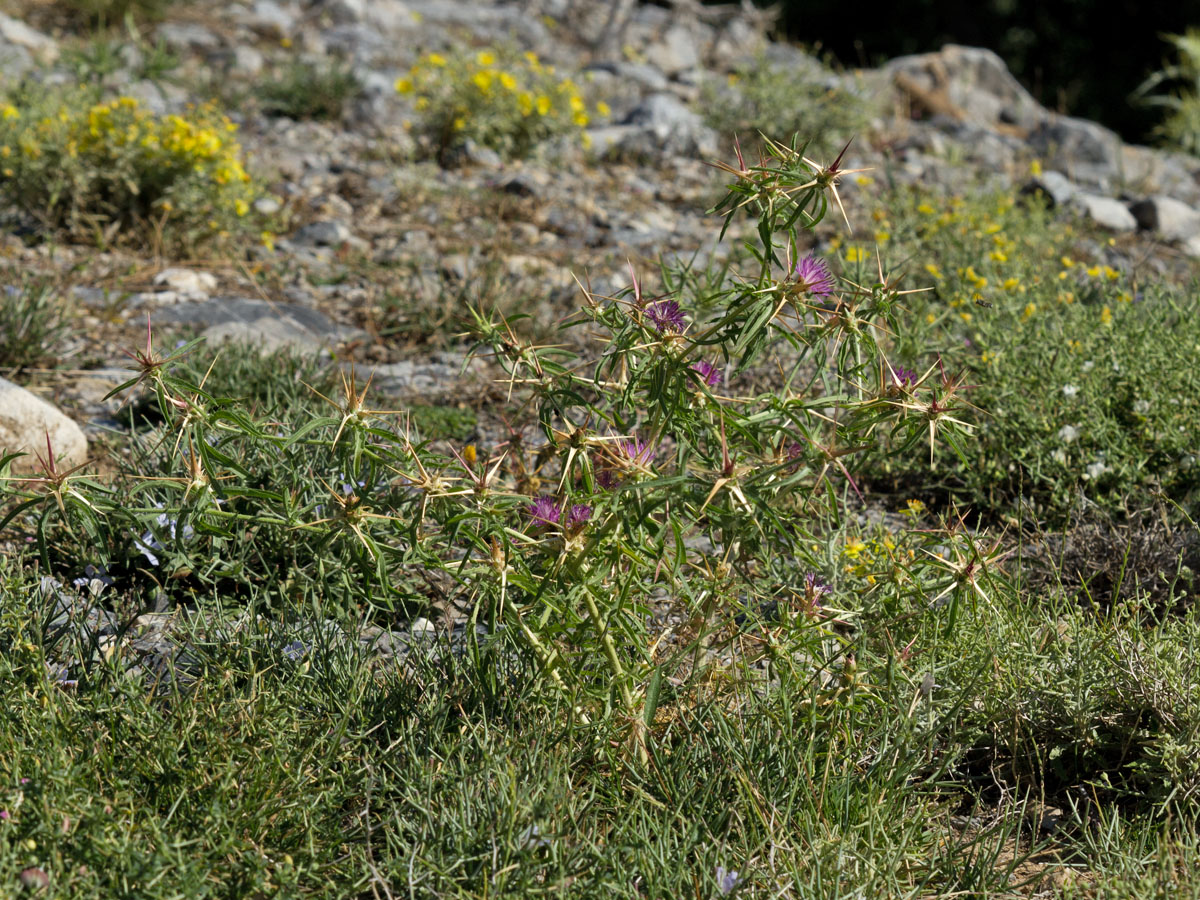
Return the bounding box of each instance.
[395,48,611,158]
[0,91,257,245]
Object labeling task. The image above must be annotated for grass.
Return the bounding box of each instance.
[3,135,1200,899]
[259,60,363,122]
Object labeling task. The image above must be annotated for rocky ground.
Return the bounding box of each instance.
[3,0,1200,681]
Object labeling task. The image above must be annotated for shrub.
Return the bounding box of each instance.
[0,86,257,250]
[700,52,870,158]
[855,184,1200,523]
[62,0,176,26]
[259,59,363,121]
[0,278,72,373]
[396,48,611,161]
[1135,29,1200,157]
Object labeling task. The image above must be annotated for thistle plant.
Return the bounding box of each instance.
[0,133,987,764]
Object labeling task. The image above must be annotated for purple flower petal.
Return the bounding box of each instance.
[791,255,836,296]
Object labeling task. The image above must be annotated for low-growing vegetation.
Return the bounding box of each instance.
[396,48,611,161]
[0,86,258,249]
[259,59,363,121]
[2,27,1200,893]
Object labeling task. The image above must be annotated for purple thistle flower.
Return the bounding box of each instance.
[567,504,592,528]
[527,495,562,527]
[691,360,722,387]
[646,299,685,334]
[804,572,830,600]
[892,366,917,389]
[617,438,656,467]
[791,255,836,296]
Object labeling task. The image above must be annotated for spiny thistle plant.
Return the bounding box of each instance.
[0,86,257,249]
[0,134,992,763]
[396,48,611,161]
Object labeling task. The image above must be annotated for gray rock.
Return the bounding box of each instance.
[355,352,479,396]
[1120,144,1200,206]
[293,220,353,246]
[0,377,88,473]
[884,44,1045,131]
[321,0,415,31]
[237,0,298,39]
[155,22,223,53]
[611,61,670,92]
[154,268,217,296]
[1071,193,1137,233]
[154,297,365,353]
[1022,170,1077,207]
[231,44,265,76]
[0,12,57,63]
[615,92,717,160]
[1027,116,1123,190]
[649,22,704,76]
[1128,195,1200,242]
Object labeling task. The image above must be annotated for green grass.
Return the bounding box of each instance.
[259,60,363,122]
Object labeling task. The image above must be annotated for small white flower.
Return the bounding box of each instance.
[1061,384,1079,398]
[1081,360,1095,372]
[1133,399,1151,415]
[1084,460,1109,480]
[1057,424,1079,443]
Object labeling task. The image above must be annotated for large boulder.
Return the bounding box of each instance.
[0,378,88,473]
[884,44,1046,132]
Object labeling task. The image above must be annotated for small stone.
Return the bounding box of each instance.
[409,617,436,637]
[154,268,217,296]
[0,13,57,63]
[254,196,282,216]
[155,22,222,53]
[1071,193,1137,232]
[293,220,352,246]
[1128,195,1200,242]
[231,45,265,77]
[0,378,88,473]
[1021,170,1076,207]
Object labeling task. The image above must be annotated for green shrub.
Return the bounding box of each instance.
[0,278,72,373]
[396,48,611,161]
[259,59,363,121]
[700,52,870,158]
[855,185,1200,522]
[62,0,176,26]
[0,86,258,250]
[1136,30,1200,157]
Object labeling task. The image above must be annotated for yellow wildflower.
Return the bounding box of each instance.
[476,50,497,66]
[1100,305,1113,326]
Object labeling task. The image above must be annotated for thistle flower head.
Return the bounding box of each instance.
[691,360,722,387]
[646,299,685,334]
[526,495,561,528]
[566,504,592,528]
[791,254,836,296]
[617,438,655,467]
